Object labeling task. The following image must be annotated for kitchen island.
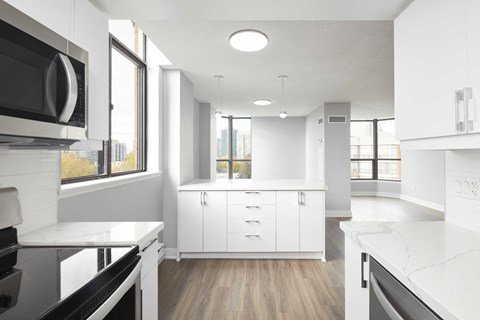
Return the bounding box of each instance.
[177,179,326,260]
[341,221,480,320]
[19,221,164,320]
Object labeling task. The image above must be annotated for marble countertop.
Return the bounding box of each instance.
[340,221,480,320]
[177,179,327,191]
[18,221,164,250]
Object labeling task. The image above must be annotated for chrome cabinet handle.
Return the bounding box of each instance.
[203,192,207,205]
[370,273,405,320]
[361,252,368,288]
[298,191,301,206]
[455,89,466,133]
[244,219,260,223]
[142,237,158,252]
[245,191,260,194]
[301,192,305,205]
[57,53,78,124]
[245,205,260,209]
[244,234,260,237]
[200,192,204,206]
[464,87,474,132]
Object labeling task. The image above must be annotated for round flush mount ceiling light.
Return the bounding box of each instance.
[229,30,268,52]
[253,99,272,106]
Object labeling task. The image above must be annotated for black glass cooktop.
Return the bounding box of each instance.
[0,245,137,320]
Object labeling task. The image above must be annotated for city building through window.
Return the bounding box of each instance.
[350,118,401,181]
[61,21,146,182]
[216,116,252,179]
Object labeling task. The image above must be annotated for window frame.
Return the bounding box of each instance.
[216,115,252,179]
[350,118,401,182]
[61,32,147,184]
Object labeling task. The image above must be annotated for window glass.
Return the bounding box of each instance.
[216,161,228,179]
[109,20,145,59]
[378,160,401,181]
[351,161,373,179]
[351,122,374,159]
[110,47,144,174]
[216,117,229,160]
[61,150,105,180]
[233,161,252,179]
[378,120,401,159]
[232,119,251,160]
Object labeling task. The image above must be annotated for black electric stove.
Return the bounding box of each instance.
[0,231,139,320]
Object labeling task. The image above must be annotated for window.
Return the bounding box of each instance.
[61,21,146,183]
[351,119,401,181]
[216,116,251,179]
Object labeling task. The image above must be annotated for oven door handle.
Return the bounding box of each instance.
[370,273,405,320]
[57,53,78,124]
[86,259,142,320]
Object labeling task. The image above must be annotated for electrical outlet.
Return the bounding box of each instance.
[455,176,479,199]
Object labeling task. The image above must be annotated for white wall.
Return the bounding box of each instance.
[445,150,480,232]
[306,106,325,181]
[251,117,306,179]
[0,149,58,235]
[199,103,211,179]
[193,99,200,179]
[401,150,445,210]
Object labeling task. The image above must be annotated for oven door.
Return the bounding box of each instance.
[87,258,142,320]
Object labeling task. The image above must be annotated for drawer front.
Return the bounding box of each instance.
[228,204,275,220]
[227,233,275,252]
[228,218,275,234]
[228,191,275,205]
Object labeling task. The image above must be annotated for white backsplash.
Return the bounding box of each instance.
[445,150,480,232]
[0,148,59,235]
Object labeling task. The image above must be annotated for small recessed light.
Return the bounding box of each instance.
[253,99,272,106]
[230,30,268,52]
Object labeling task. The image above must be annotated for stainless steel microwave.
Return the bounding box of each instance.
[0,1,88,147]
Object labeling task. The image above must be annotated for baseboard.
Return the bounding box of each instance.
[400,195,444,212]
[326,210,352,218]
[351,191,400,199]
[165,247,178,260]
[179,252,325,260]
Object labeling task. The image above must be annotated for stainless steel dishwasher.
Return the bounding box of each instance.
[369,257,442,320]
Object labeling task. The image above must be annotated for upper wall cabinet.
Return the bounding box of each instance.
[5,0,109,142]
[395,0,480,149]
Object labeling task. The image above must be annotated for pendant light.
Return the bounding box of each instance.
[278,75,288,118]
[214,75,224,118]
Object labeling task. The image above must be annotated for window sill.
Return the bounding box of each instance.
[59,171,162,199]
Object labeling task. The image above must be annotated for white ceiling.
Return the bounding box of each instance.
[90,0,410,119]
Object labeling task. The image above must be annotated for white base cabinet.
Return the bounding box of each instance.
[345,237,369,320]
[139,237,161,320]
[178,189,325,259]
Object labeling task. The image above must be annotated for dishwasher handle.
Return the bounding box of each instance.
[370,273,405,320]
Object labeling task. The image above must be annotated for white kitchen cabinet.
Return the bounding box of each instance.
[178,191,227,253]
[139,238,160,320]
[4,0,109,142]
[345,237,369,320]
[395,0,468,141]
[277,191,325,252]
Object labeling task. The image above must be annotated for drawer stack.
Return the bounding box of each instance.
[227,191,275,252]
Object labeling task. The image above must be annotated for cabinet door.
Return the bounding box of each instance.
[203,191,227,252]
[299,191,324,252]
[141,266,158,320]
[395,0,467,140]
[345,237,369,320]
[276,191,300,252]
[73,0,109,140]
[178,192,203,252]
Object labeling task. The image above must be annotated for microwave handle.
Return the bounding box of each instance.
[57,54,78,124]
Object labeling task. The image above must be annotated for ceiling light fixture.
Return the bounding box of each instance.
[253,99,272,106]
[214,75,224,119]
[229,30,268,52]
[278,75,288,119]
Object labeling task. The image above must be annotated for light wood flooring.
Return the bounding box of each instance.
[157,197,443,320]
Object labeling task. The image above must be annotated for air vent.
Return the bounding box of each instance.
[318,118,323,125]
[328,115,347,123]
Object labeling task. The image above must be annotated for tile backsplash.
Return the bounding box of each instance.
[0,148,59,235]
[445,150,480,232]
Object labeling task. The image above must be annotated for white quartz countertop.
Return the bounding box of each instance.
[177,179,327,191]
[18,221,164,250]
[340,221,480,320]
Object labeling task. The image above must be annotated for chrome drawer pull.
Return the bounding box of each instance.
[245,191,260,194]
[142,237,158,252]
[245,205,260,209]
[244,234,260,237]
[244,219,260,223]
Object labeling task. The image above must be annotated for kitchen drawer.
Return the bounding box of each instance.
[140,238,160,279]
[228,191,275,205]
[228,204,275,220]
[227,233,275,252]
[228,218,275,234]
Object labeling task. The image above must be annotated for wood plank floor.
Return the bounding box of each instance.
[157,197,443,320]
